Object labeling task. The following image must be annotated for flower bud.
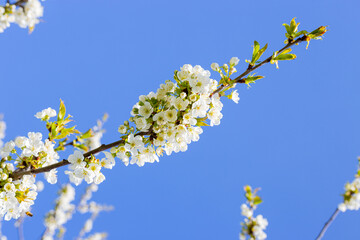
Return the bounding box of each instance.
[230,57,239,66]
[211,63,220,71]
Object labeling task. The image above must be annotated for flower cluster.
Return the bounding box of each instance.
[0,131,60,185]
[0,118,5,148]
[65,151,115,186]
[0,108,62,220]
[78,200,113,240]
[110,62,242,168]
[0,174,38,221]
[0,135,58,220]
[42,183,112,240]
[77,184,113,240]
[78,184,99,214]
[240,186,268,240]
[0,0,44,33]
[0,104,109,220]
[64,59,241,184]
[43,184,76,240]
[338,157,360,212]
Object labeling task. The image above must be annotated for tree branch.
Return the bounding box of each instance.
[9,34,309,181]
[10,131,150,180]
[315,208,340,240]
[211,36,307,97]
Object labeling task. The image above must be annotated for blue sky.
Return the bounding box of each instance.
[1,0,360,239]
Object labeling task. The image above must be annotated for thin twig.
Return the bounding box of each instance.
[315,208,340,240]
[210,36,307,97]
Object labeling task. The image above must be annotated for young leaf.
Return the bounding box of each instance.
[255,43,268,63]
[80,129,93,139]
[247,41,268,66]
[244,74,264,87]
[289,18,300,35]
[252,41,260,62]
[274,54,297,61]
[58,99,66,121]
[196,117,209,127]
[253,196,263,205]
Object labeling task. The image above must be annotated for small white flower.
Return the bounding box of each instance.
[34,107,57,121]
[88,163,101,174]
[75,168,95,184]
[65,171,83,186]
[164,109,177,123]
[94,172,105,184]
[45,169,58,184]
[101,152,115,169]
[139,102,153,118]
[173,98,189,111]
[134,117,150,131]
[230,57,240,66]
[230,90,240,104]
[68,151,85,168]
[153,112,167,125]
[15,136,29,148]
[211,62,220,71]
[241,204,253,218]
[118,125,127,134]
[4,183,15,193]
[0,141,15,158]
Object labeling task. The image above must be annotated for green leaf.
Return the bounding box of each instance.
[173,70,181,84]
[80,129,93,139]
[58,99,66,121]
[294,30,308,38]
[308,26,327,39]
[253,196,263,205]
[254,43,268,62]
[283,18,302,42]
[244,185,252,194]
[251,41,260,62]
[196,117,209,127]
[248,41,267,66]
[283,23,291,35]
[274,54,297,61]
[50,123,57,140]
[289,18,299,34]
[197,121,209,127]
[280,48,292,55]
[55,126,78,140]
[74,143,88,152]
[244,74,264,87]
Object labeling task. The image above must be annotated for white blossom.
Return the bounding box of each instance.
[43,184,75,240]
[0,141,15,158]
[231,90,240,104]
[339,173,360,212]
[35,107,57,121]
[211,62,220,71]
[230,57,240,66]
